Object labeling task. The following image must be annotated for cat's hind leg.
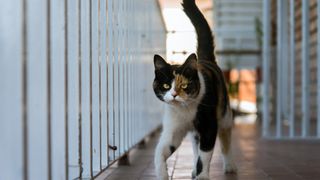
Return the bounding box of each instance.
[218,127,237,174]
[190,132,199,179]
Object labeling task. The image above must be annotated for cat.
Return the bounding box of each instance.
[152,0,237,179]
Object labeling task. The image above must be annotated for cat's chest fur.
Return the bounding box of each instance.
[164,104,198,125]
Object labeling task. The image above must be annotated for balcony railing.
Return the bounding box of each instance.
[262,0,320,139]
[0,0,166,179]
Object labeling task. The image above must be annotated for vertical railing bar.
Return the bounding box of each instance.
[302,0,310,137]
[121,0,124,153]
[133,0,136,147]
[46,0,52,178]
[22,0,29,179]
[127,0,130,150]
[125,0,127,152]
[121,0,124,155]
[112,0,116,162]
[89,0,93,177]
[126,0,128,151]
[117,0,121,157]
[117,0,121,155]
[127,0,130,148]
[98,0,102,171]
[131,0,134,146]
[317,0,320,137]
[131,0,133,150]
[110,0,115,162]
[135,1,137,143]
[289,0,295,138]
[262,0,270,137]
[64,0,69,178]
[117,0,120,158]
[77,0,83,178]
[105,0,110,166]
[122,0,125,153]
[126,28,129,150]
[276,0,283,138]
[125,0,129,151]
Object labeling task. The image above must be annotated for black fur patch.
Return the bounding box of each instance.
[196,157,203,176]
[169,145,176,155]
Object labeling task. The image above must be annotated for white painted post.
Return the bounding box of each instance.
[67,0,80,178]
[118,0,124,155]
[129,0,133,148]
[262,0,270,137]
[99,0,108,168]
[50,0,66,179]
[302,0,310,137]
[91,0,101,174]
[289,0,296,137]
[107,0,115,162]
[27,0,50,179]
[0,1,23,179]
[114,0,120,159]
[80,0,91,177]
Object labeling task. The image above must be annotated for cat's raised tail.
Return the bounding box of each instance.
[182,0,215,63]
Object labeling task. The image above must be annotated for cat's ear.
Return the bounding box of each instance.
[183,53,198,69]
[154,54,168,70]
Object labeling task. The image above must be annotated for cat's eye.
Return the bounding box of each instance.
[181,84,188,89]
[163,83,170,89]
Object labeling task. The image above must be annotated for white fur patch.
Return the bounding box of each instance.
[163,81,175,102]
[197,150,213,179]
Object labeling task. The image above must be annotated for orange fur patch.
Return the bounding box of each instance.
[174,74,189,96]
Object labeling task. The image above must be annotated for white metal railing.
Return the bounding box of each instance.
[262,0,320,139]
[0,0,166,179]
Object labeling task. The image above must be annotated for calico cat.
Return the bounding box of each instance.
[152,0,237,179]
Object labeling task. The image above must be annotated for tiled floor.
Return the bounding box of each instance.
[97,119,320,180]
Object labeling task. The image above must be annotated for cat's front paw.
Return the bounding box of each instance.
[223,161,237,174]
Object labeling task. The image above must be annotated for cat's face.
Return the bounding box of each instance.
[153,54,201,106]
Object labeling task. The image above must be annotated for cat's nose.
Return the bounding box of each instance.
[171,91,178,98]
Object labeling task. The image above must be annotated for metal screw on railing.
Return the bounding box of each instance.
[108,145,117,151]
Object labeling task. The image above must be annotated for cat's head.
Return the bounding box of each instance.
[153,53,201,106]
